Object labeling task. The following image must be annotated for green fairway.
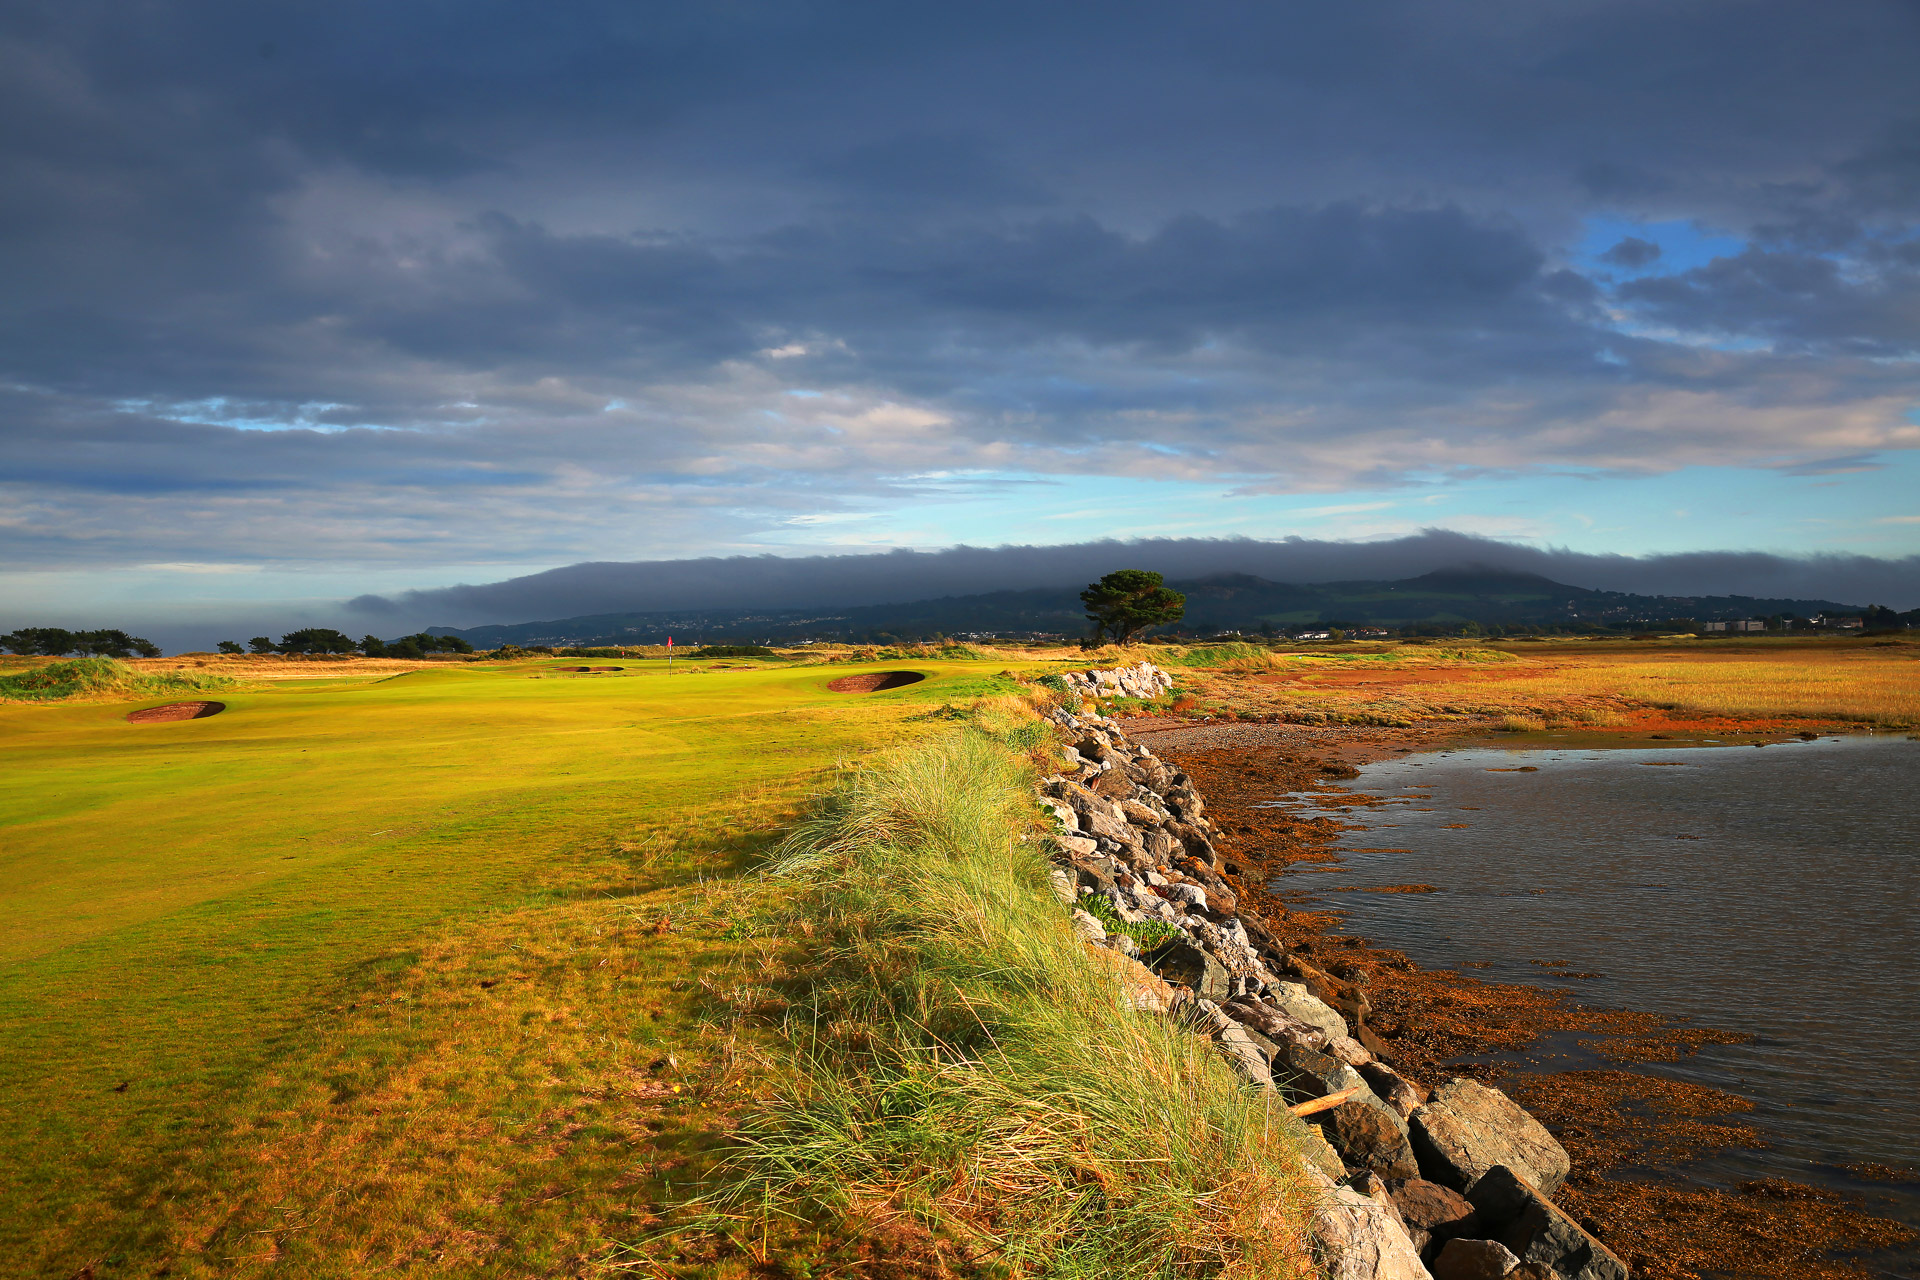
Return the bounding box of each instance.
[0,657,1009,1271]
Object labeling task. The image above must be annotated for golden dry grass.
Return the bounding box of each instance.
[1489,644,1920,726]
[1171,638,1920,731]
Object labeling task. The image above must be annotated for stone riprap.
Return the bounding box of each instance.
[1410,1078,1572,1197]
[1057,661,1175,703]
[1036,678,1624,1280]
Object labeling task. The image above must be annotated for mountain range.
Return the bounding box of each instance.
[432,569,1870,647]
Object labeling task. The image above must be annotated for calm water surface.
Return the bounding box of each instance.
[1273,734,1920,1267]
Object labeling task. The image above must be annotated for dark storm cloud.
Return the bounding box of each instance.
[354,533,1920,624]
[425,202,1578,382]
[1600,237,1663,269]
[1617,238,1920,356]
[4,1,1920,571]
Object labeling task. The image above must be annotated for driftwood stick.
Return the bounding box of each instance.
[1286,1085,1362,1118]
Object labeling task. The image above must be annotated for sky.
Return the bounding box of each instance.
[5,2,1920,646]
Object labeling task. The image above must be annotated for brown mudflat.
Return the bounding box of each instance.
[826,670,926,693]
[125,701,225,723]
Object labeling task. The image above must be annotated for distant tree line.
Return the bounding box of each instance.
[216,629,474,657]
[1,627,162,658]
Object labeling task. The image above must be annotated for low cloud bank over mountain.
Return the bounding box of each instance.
[352,531,1920,629]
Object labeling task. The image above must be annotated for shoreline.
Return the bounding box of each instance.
[1119,712,1865,762]
[1136,718,1917,1280]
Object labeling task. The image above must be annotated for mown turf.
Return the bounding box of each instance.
[0,657,1014,1276]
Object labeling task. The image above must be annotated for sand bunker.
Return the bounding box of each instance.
[827,670,927,693]
[126,701,226,724]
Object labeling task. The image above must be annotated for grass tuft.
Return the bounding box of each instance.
[719,725,1321,1278]
[0,656,238,703]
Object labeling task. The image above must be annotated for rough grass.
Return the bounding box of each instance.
[1173,639,1920,731]
[711,725,1322,1279]
[0,655,238,702]
[1497,646,1920,727]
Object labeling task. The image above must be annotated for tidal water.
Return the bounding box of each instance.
[1274,734,1920,1265]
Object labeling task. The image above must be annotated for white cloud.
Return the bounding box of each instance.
[137,562,267,575]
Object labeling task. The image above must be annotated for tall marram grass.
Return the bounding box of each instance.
[0,656,238,703]
[724,725,1322,1278]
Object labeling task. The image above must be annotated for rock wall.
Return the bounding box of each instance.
[1058,660,1174,702]
[1037,679,1628,1280]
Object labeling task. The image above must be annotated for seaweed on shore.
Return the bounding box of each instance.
[1153,734,1918,1280]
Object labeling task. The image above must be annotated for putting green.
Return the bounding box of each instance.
[0,656,1010,1258]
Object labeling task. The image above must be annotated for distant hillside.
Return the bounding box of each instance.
[431,569,1867,646]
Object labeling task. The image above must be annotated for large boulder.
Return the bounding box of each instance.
[1162,882,1211,915]
[1213,1023,1275,1087]
[1165,820,1220,866]
[1285,953,1373,1025]
[1142,828,1181,862]
[1128,756,1174,792]
[1142,938,1232,1003]
[1325,1032,1374,1066]
[1080,803,1137,845]
[1389,1178,1477,1256]
[1234,1022,1282,1065]
[1237,910,1285,961]
[1310,1171,1434,1280]
[1269,1039,1367,1100]
[1467,1166,1629,1280]
[1432,1237,1522,1279]
[1297,1121,1349,1182]
[1312,1094,1419,1180]
[1068,857,1116,893]
[1045,778,1100,810]
[1410,1079,1570,1195]
[1268,980,1350,1041]
[1222,996,1328,1051]
[1357,1060,1426,1118]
